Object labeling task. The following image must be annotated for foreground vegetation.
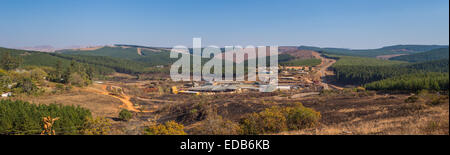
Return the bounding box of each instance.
[0,100,91,135]
[240,103,321,135]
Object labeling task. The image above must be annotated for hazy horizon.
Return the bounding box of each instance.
[1,0,448,49]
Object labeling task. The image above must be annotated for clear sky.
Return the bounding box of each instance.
[0,0,448,49]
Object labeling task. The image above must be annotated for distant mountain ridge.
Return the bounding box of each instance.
[295,45,448,57]
[55,44,449,66]
[17,45,56,52]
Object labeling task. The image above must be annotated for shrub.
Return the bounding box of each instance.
[240,103,321,135]
[118,109,133,121]
[55,83,64,91]
[423,119,449,135]
[285,103,321,130]
[415,90,448,106]
[13,77,42,95]
[178,100,214,124]
[320,89,339,96]
[355,87,366,92]
[191,114,241,135]
[405,95,419,103]
[30,68,48,83]
[144,121,186,135]
[81,117,112,135]
[240,106,287,135]
[68,73,85,87]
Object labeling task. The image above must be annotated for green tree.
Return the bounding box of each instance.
[118,109,133,121]
[0,52,22,71]
[13,77,40,95]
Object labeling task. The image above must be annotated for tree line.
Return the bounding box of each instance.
[365,72,449,91]
[0,100,91,135]
[329,54,449,91]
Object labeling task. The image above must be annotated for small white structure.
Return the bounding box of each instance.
[1,92,12,98]
[277,85,291,91]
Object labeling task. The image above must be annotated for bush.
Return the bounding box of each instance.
[55,83,64,91]
[240,106,287,135]
[81,117,112,135]
[355,87,366,92]
[240,103,321,135]
[144,121,186,135]
[190,114,241,135]
[415,90,448,106]
[13,77,42,95]
[405,95,419,103]
[30,68,48,83]
[285,103,321,130]
[118,109,133,121]
[68,73,86,87]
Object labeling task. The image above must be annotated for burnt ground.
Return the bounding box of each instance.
[134,90,448,135]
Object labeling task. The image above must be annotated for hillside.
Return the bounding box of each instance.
[58,46,175,67]
[389,48,449,62]
[0,47,148,75]
[280,49,320,59]
[329,53,449,86]
[298,45,448,57]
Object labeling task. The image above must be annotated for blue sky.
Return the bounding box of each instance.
[0,0,448,49]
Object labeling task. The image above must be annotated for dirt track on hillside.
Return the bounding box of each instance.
[316,55,343,90]
[84,84,151,112]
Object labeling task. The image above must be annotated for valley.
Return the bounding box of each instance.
[0,45,448,135]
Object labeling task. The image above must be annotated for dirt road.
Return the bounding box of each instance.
[317,56,336,77]
[84,84,151,112]
[315,55,343,90]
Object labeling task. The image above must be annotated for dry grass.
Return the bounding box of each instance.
[16,89,123,118]
[278,94,449,135]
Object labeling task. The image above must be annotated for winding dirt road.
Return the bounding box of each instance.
[84,84,151,112]
[316,55,343,90]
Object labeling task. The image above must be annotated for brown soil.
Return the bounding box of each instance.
[282,49,321,59]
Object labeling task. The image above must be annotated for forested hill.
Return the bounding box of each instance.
[0,47,148,74]
[328,53,449,91]
[58,46,175,67]
[297,45,448,57]
[389,48,449,62]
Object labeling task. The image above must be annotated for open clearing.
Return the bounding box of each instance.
[18,90,123,118]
